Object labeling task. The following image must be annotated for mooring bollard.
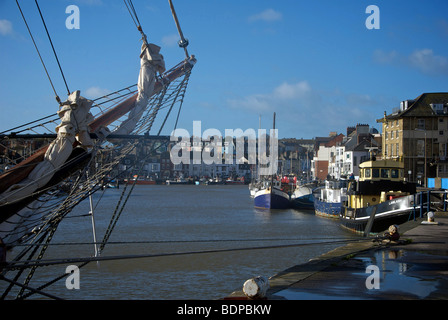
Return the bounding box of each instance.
[243,276,269,299]
[428,211,435,222]
[422,211,439,225]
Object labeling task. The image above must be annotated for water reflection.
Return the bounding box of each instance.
[276,248,445,300]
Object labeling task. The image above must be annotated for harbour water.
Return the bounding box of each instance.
[2,185,357,300]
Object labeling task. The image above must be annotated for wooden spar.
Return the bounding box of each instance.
[88,93,138,133]
[0,56,196,193]
[0,146,47,194]
[168,0,189,59]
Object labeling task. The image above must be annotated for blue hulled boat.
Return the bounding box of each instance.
[254,181,291,209]
[314,179,348,218]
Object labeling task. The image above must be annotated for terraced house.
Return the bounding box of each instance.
[377,92,448,187]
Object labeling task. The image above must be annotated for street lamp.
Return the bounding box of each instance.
[415,128,427,187]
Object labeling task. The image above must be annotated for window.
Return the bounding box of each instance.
[372,168,380,178]
[396,130,399,139]
[391,131,394,139]
[432,104,444,114]
[440,131,444,135]
[417,119,425,129]
[381,169,390,178]
[391,169,399,178]
[417,140,425,157]
[396,144,399,156]
[385,132,388,140]
[365,168,371,178]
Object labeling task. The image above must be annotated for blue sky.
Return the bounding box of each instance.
[1,0,448,139]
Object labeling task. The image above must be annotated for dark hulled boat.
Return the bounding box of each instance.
[340,157,417,235]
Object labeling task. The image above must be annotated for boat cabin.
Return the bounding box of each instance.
[358,159,404,182]
[347,159,415,209]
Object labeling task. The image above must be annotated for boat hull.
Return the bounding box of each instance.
[291,186,314,210]
[291,194,314,210]
[314,198,341,219]
[254,187,290,209]
[340,194,417,234]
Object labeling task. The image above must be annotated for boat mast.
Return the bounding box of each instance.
[271,112,276,187]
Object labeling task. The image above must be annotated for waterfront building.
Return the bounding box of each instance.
[313,125,379,181]
[311,133,344,181]
[377,92,448,186]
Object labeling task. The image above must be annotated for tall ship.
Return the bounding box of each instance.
[340,156,417,235]
[314,179,348,218]
[0,0,196,299]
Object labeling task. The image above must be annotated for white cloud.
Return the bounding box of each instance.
[408,49,448,76]
[248,9,282,23]
[228,81,312,113]
[84,86,111,99]
[273,81,311,99]
[373,48,448,76]
[0,19,13,36]
[162,34,179,47]
[373,49,398,65]
[227,81,378,137]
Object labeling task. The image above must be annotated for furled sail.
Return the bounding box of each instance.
[113,42,165,135]
[0,91,93,206]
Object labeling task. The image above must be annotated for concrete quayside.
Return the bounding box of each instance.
[227,212,448,300]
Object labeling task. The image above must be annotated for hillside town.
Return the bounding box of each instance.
[1,92,448,187]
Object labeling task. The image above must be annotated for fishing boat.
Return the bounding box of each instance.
[314,179,348,218]
[249,180,262,197]
[291,182,315,210]
[340,156,417,235]
[254,179,291,209]
[253,113,291,209]
[0,0,195,299]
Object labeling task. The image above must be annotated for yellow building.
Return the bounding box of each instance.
[377,92,448,186]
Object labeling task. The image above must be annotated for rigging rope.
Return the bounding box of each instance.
[15,0,61,105]
[3,238,373,271]
[123,0,141,30]
[8,236,363,248]
[34,0,70,96]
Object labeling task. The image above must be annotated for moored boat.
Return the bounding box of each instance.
[166,178,191,185]
[125,175,156,185]
[249,180,262,197]
[340,157,417,235]
[314,179,348,218]
[254,180,291,209]
[291,183,314,210]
